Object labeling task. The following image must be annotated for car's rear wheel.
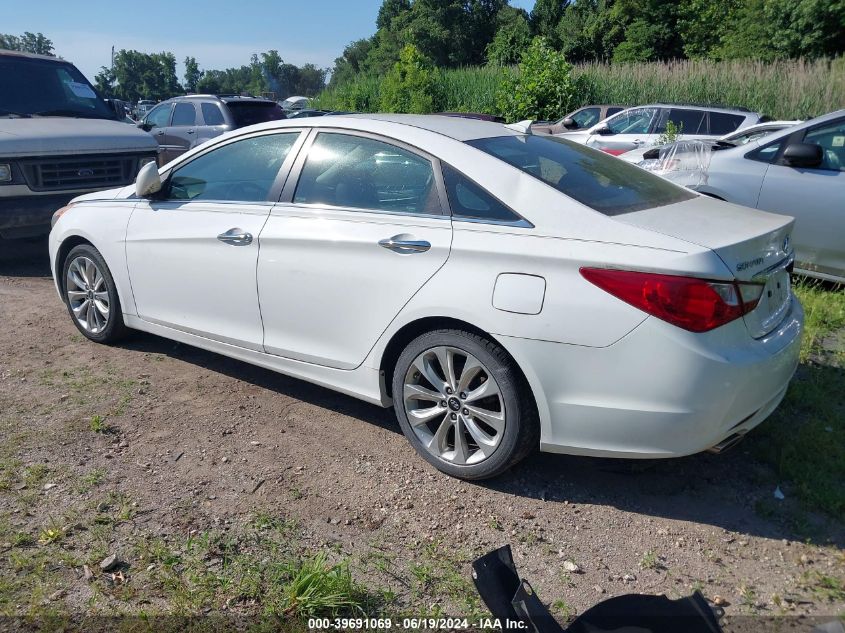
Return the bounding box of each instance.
[392,329,538,480]
[62,244,127,344]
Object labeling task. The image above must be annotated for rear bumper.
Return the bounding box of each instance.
[0,194,73,237]
[502,295,803,458]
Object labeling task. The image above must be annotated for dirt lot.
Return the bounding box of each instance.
[0,238,843,626]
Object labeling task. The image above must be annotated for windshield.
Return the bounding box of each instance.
[227,101,287,128]
[0,55,116,120]
[467,135,695,216]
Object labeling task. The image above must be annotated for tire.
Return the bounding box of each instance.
[61,244,128,344]
[392,329,539,480]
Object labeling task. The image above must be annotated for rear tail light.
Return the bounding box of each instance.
[601,148,628,156]
[580,268,764,333]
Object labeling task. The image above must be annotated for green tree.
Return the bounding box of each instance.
[93,66,115,96]
[530,0,568,43]
[486,5,531,65]
[380,44,443,113]
[329,38,374,88]
[107,50,182,101]
[0,31,54,56]
[184,56,202,93]
[496,37,577,122]
[377,0,411,29]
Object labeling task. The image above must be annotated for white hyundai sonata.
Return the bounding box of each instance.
[49,114,803,480]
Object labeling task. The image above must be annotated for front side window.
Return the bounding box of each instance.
[802,119,845,172]
[167,132,300,202]
[747,138,785,164]
[145,103,172,129]
[604,108,658,135]
[293,133,441,215]
[468,135,695,216]
[442,164,523,223]
[171,103,196,126]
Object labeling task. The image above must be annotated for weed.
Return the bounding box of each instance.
[89,415,108,433]
[640,551,660,570]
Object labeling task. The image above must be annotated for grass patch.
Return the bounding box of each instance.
[751,282,845,520]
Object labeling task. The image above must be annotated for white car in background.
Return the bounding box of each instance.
[618,120,802,166]
[556,104,765,155]
[621,111,845,283]
[49,115,802,479]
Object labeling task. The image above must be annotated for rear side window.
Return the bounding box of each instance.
[226,102,286,128]
[657,109,706,134]
[709,112,746,135]
[201,102,225,126]
[294,133,441,215]
[468,135,695,216]
[171,103,196,126]
[441,164,523,224]
[606,107,624,117]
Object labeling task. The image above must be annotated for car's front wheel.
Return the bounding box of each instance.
[392,329,538,480]
[62,244,127,344]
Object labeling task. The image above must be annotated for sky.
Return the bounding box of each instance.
[4,0,536,84]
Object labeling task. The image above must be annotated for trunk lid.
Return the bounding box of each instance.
[617,196,795,338]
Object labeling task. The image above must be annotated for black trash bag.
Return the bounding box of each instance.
[472,545,722,633]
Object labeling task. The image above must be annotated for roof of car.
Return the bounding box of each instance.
[169,94,278,105]
[640,103,759,115]
[0,49,69,63]
[342,113,522,141]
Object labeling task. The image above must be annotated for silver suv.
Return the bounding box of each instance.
[0,50,158,238]
[556,104,766,155]
[139,95,286,165]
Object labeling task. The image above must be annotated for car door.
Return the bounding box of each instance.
[126,129,306,351]
[142,102,172,164]
[587,107,660,155]
[257,130,452,370]
[756,117,845,279]
[161,102,198,163]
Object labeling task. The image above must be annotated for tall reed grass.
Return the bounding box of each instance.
[316,58,844,120]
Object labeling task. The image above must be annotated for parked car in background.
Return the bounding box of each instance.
[647,110,843,283]
[139,94,286,164]
[532,105,625,135]
[135,99,156,120]
[438,112,506,123]
[618,120,801,166]
[0,50,158,238]
[556,104,766,155]
[51,114,801,479]
[280,96,311,112]
[285,110,356,119]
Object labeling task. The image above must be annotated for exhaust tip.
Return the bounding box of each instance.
[707,433,746,454]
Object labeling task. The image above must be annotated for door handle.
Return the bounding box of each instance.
[187,129,195,134]
[155,130,164,136]
[217,228,253,246]
[378,236,431,254]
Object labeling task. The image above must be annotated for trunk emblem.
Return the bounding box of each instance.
[77,168,95,177]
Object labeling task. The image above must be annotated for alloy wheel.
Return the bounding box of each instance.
[66,256,110,334]
[403,346,506,466]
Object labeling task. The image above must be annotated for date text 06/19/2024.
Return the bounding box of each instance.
[307,617,529,630]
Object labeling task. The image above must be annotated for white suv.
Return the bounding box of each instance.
[556,104,765,155]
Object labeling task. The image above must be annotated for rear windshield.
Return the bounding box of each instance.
[467,135,695,215]
[226,101,286,128]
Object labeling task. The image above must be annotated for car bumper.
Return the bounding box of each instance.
[501,295,803,458]
[0,194,74,237]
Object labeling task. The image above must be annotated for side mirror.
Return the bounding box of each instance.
[562,117,577,129]
[593,125,613,136]
[137,121,152,131]
[135,161,162,198]
[782,142,823,168]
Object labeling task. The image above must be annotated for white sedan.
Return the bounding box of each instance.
[49,115,803,480]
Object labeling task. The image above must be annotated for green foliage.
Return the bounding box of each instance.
[279,552,364,618]
[380,45,443,113]
[530,0,567,44]
[0,32,54,56]
[196,51,326,99]
[183,56,202,93]
[94,49,181,102]
[496,38,577,122]
[656,120,683,145]
[487,6,532,66]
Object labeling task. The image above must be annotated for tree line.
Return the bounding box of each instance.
[330,0,845,87]
[0,31,327,102]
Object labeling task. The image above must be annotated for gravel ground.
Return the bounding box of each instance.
[0,237,843,623]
